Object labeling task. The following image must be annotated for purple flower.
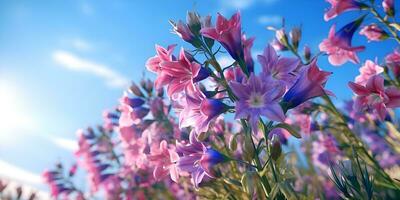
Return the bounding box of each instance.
[176,131,228,188]
[230,74,286,132]
[174,89,228,134]
[283,60,332,109]
[258,44,300,89]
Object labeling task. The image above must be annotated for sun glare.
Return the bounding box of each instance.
[0,81,35,142]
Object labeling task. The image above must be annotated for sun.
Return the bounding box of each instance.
[0,81,35,142]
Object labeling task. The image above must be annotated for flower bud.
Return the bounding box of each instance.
[270,134,282,161]
[359,24,389,41]
[304,45,311,61]
[187,11,202,34]
[243,134,255,162]
[129,82,144,97]
[383,0,395,17]
[241,171,260,197]
[290,27,302,50]
[276,28,289,47]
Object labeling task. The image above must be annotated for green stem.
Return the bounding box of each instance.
[370,6,400,44]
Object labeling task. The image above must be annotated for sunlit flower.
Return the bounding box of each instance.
[355,60,383,85]
[201,12,243,61]
[349,75,400,120]
[359,24,388,41]
[230,74,286,132]
[146,44,176,89]
[176,131,228,188]
[175,89,228,134]
[324,0,363,21]
[258,44,300,88]
[283,60,332,109]
[386,49,400,77]
[319,18,365,66]
[148,140,180,182]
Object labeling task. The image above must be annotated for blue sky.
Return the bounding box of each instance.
[0,0,397,197]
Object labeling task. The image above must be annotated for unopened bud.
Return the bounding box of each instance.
[129,82,144,97]
[290,27,301,50]
[304,45,311,61]
[187,11,202,34]
[270,134,282,161]
[383,0,395,17]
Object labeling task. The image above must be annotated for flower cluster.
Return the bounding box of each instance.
[42,1,400,199]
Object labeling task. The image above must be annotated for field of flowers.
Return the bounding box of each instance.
[2,0,399,199]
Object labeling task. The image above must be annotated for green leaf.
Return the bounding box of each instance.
[273,123,301,138]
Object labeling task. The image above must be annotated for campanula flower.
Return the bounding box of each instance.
[159,49,203,97]
[355,60,383,85]
[324,0,363,21]
[176,131,228,188]
[148,140,180,182]
[230,74,286,132]
[258,44,300,89]
[146,44,176,89]
[319,17,365,66]
[349,75,400,120]
[359,24,388,41]
[386,49,400,77]
[201,12,243,61]
[283,60,332,110]
[175,89,229,134]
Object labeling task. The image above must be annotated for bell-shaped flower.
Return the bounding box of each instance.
[319,17,365,66]
[147,140,180,182]
[283,60,332,110]
[349,75,400,120]
[355,60,383,85]
[201,12,243,61]
[230,74,286,132]
[258,44,300,89]
[324,0,363,21]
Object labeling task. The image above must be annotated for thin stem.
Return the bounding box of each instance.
[370,6,400,44]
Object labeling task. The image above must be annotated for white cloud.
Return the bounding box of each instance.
[0,160,50,199]
[71,38,92,52]
[51,137,78,152]
[220,0,279,10]
[0,160,42,185]
[257,15,282,25]
[52,50,130,88]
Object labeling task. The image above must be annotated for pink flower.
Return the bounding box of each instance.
[355,60,384,85]
[157,48,202,97]
[319,20,365,66]
[230,74,286,132]
[176,131,229,188]
[146,44,176,89]
[174,89,228,134]
[201,12,243,61]
[148,140,180,182]
[258,44,300,89]
[386,49,400,77]
[324,0,362,21]
[359,24,387,41]
[349,75,400,120]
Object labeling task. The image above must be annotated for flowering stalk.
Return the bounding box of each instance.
[369,4,400,44]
